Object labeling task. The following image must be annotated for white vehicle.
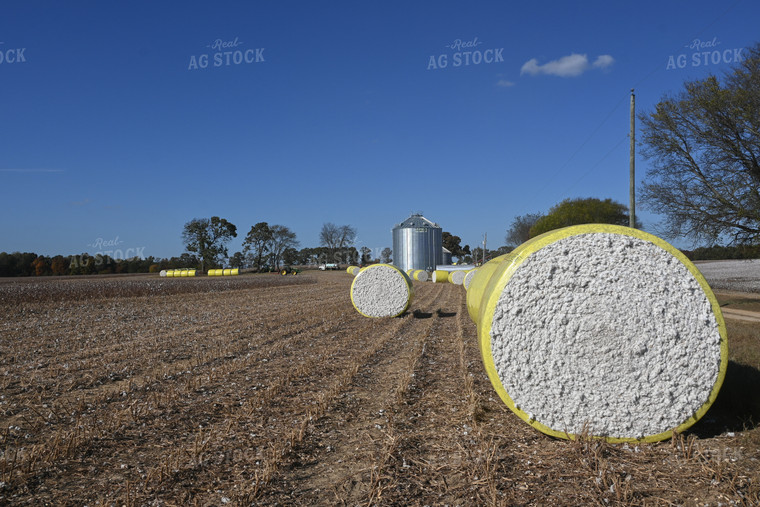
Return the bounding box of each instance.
[319,263,340,270]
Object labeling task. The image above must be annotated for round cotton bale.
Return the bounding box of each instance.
[413,270,429,282]
[466,254,514,322]
[432,270,449,283]
[449,270,467,285]
[189,269,196,277]
[231,268,239,275]
[478,224,728,443]
[406,269,415,277]
[159,270,167,277]
[350,263,414,318]
[463,269,477,290]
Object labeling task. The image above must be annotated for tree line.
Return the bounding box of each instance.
[0,220,375,277]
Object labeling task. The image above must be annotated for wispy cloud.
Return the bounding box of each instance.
[496,79,515,87]
[0,168,65,173]
[520,53,614,77]
[592,54,615,70]
[70,198,92,207]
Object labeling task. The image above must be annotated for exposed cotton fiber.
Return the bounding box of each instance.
[350,264,414,318]
[463,269,477,290]
[484,227,726,441]
[449,270,467,285]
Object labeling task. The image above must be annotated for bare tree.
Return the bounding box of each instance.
[505,213,543,247]
[319,223,340,253]
[269,225,299,269]
[640,43,760,244]
[320,223,357,263]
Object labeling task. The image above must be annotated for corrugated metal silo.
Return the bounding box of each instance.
[442,247,453,266]
[392,213,442,272]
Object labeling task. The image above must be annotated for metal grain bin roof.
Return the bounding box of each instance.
[394,213,440,229]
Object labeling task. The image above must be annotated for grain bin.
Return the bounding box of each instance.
[442,247,453,266]
[392,213,442,273]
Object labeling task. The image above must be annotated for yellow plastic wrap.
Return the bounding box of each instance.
[432,270,449,283]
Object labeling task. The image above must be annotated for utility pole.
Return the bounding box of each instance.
[482,233,487,265]
[629,88,636,228]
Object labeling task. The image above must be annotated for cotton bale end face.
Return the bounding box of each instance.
[413,270,429,282]
[449,270,467,285]
[463,269,477,290]
[350,263,414,318]
[478,224,728,443]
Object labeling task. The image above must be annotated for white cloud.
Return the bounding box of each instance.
[496,79,515,87]
[593,54,615,69]
[521,53,614,77]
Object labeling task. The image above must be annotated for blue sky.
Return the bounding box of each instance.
[1,0,758,260]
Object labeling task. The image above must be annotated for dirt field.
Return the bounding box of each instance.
[1,272,759,505]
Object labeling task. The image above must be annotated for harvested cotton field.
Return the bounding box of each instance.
[1,271,759,505]
[696,259,760,293]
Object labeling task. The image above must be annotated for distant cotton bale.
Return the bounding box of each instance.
[449,270,467,285]
[432,270,449,283]
[350,263,414,318]
[347,266,361,275]
[159,270,167,277]
[413,270,429,282]
[463,269,477,290]
[474,224,728,442]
